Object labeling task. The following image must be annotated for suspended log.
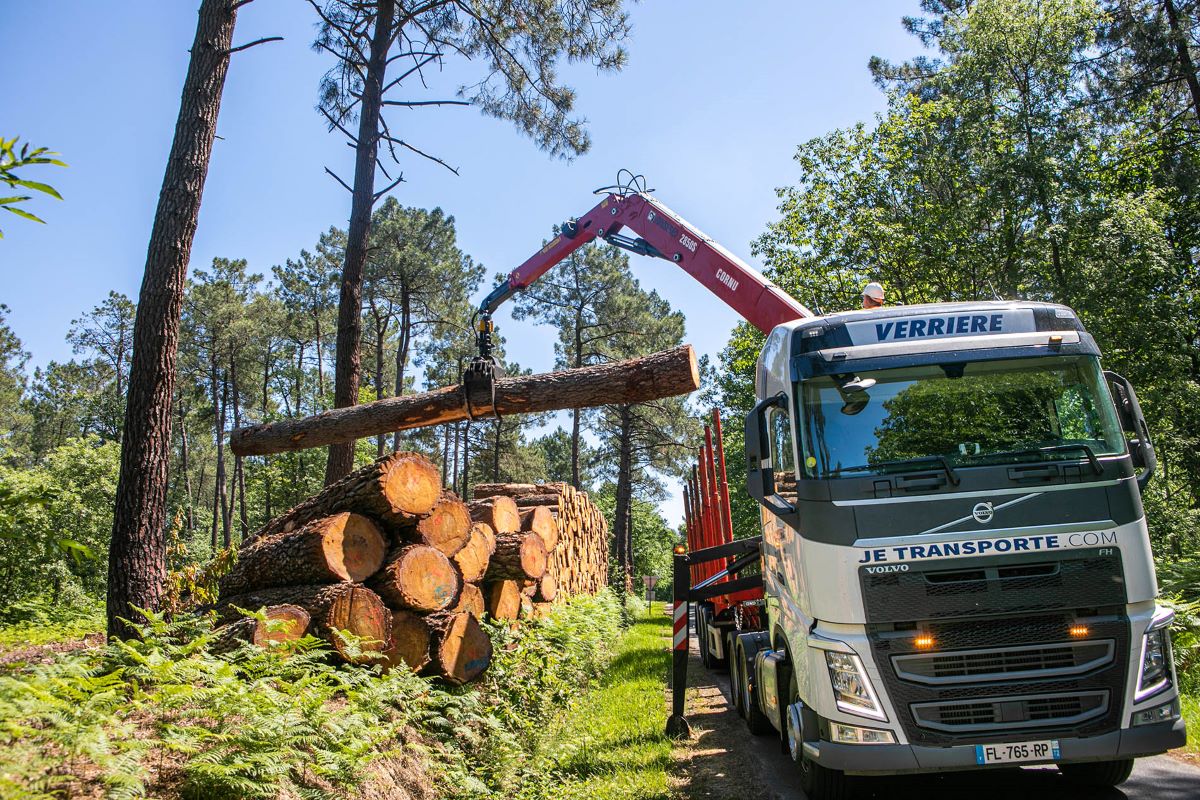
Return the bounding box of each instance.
[248,452,441,542]
[453,522,496,583]
[382,609,432,673]
[449,583,486,617]
[400,491,471,556]
[520,505,559,551]
[210,604,311,653]
[486,580,522,621]
[219,512,386,596]
[426,611,493,685]
[485,532,547,581]
[219,584,391,664]
[229,345,700,456]
[468,496,520,534]
[368,544,460,612]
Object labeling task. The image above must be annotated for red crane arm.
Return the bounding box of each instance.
[477,190,812,335]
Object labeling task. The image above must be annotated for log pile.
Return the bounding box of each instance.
[472,482,609,605]
[214,452,610,685]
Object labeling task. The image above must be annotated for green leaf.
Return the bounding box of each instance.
[2,205,44,223]
[12,179,62,199]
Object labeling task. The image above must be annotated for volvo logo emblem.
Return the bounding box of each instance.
[972,502,995,524]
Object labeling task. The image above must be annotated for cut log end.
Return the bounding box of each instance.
[453,522,496,583]
[381,453,443,519]
[369,544,461,613]
[326,586,392,664]
[252,604,312,646]
[325,512,387,582]
[383,610,432,673]
[450,583,486,617]
[486,580,522,621]
[429,611,493,685]
[469,495,521,534]
[407,491,472,556]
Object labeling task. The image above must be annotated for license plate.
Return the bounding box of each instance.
[974,740,1060,765]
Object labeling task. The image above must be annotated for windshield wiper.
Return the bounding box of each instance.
[831,455,961,486]
[968,444,1103,475]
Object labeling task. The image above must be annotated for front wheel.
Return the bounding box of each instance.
[1057,759,1134,787]
[799,754,856,800]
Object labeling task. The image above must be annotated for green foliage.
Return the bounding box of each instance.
[515,614,672,800]
[0,437,119,606]
[0,592,630,799]
[0,136,66,238]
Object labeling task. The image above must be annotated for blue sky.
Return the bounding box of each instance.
[4,1,921,523]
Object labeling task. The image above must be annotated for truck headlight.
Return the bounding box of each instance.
[825,651,886,721]
[829,722,897,744]
[1135,611,1174,701]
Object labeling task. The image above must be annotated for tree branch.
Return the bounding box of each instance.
[227,35,284,54]
[324,166,354,194]
[374,173,406,200]
[381,99,471,108]
[382,135,460,174]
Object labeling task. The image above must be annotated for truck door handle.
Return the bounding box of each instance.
[896,473,946,491]
[1007,465,1060,481]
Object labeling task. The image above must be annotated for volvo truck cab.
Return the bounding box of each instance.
[738,300,1184,795]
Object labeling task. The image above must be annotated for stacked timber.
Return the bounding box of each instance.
[213,452,607,685]
[472,482,609,616]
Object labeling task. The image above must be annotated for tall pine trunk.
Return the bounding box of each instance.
[613,403,634,592]
[392,288,411,452]
[107,0,240,638]
[325,0,395,484]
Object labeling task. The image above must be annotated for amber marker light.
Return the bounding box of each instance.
[914,635,936,650]
[673,544,687,555]
[1069,624,1090,638]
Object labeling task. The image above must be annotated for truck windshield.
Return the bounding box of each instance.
[800,355,1125,478]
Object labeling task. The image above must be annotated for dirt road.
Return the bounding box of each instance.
[671,625,1199,800]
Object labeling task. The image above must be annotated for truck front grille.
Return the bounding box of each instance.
[893,640,1114,684]
[910,690,1108,733]
[869,613,1130,745]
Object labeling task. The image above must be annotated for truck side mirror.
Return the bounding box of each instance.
[745,393,794,515]
[1104,370,1156,491]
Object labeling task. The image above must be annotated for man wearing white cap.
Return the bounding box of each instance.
[862,281,885,309]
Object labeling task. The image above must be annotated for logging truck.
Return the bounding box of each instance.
[471,174,1187,797]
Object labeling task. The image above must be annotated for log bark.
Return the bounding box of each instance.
[520,505,559,551]
[219,512,385,596]
[400,491,471,556]
[453,522,496,583]
[219,584,390,664]
[210,604,311,653]
[367,544,460,612]
[426,611,492,685]
[471,483,539,498]
[382,609,431,673]
[449,582,485,617]
[468,496,520,534]
[230,345,700,456]
[249,452,440,542]
[485,580,522,620]
[485,532,547,581]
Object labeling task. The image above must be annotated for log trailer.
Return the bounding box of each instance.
[472,173,1186,797]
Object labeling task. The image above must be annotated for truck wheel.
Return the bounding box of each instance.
[737,642,772,736]
[697,606,712,668]
[799,755,856,800]
[1057,759,1134,787]
[728,640,745,716]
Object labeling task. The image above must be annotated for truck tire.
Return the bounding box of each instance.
[799,756,856,800]
[1057,758,1134,787]
[697,606,712,668]
[736,642,772,736]
[724,638,744,719]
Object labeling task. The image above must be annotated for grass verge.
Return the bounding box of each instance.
[1179,694,1199,758]
[520,610,673,800]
